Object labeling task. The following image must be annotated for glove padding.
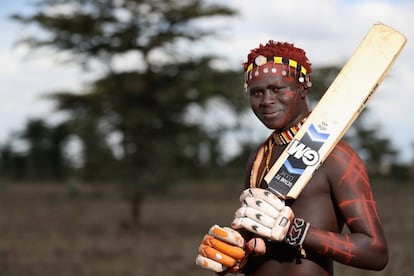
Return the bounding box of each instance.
[196,224,246,273]
[232,188,294,241]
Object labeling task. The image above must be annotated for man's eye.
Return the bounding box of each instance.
[250,90,262,96]
[272,86,285,92]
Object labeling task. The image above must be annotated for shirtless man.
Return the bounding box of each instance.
[196,41,388,275]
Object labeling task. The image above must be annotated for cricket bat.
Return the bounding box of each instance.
[264,23,406,199]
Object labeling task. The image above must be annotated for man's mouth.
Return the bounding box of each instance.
[261,110,282,119]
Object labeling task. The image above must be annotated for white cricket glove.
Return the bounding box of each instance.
[196,224,246,273]
[232,188,309,247]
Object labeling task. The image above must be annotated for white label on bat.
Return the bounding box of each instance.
[287,140,320,166]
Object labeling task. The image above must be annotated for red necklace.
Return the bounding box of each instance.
[272,117,308,145]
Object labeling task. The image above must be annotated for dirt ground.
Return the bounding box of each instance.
[0,181,412,276]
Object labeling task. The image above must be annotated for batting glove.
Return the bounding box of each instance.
[231,188,310,250]
[196,224,246,273]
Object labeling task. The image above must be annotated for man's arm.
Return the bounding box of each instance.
[243,145,262,189]
[303,141,388,270]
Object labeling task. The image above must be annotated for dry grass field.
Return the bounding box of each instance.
[0,181,412,276]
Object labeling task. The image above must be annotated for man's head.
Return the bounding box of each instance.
[243,41,312,90]
[244,41,312,131]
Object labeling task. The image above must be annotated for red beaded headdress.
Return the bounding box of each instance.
[243,41,312,89]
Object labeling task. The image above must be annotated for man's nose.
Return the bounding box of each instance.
[261,90,276,105]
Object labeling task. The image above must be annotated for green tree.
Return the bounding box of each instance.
[307,65,340,105]
[21,119,52,180]
[0,119,71,181]
[351,119,398,176]
[0,143,26,181]
[11,0,236,70]
[11,0,241,223]
[19,119,71,180]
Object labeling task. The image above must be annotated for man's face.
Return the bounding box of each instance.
[247,72,307,131]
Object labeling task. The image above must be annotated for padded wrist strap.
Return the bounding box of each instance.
[285,217,310,256]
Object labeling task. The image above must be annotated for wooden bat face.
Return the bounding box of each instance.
[267,123,330,197]
[264,23,407,199]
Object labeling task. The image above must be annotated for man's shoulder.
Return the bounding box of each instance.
[330,139,360,159]
[321,139,366,176]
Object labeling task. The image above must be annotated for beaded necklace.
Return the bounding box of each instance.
[249,116,308,188]
[272,118,306,145]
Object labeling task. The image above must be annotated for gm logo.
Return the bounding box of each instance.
[287,139,319,166]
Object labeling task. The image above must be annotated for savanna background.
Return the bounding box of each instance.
[0,1,413,276]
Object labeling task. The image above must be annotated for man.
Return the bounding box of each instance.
[196,41,388,275]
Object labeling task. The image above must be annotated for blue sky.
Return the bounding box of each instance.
[0,0,413,162]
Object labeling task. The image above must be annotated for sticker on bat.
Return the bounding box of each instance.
[287,140,319,166]
[268,124,330,196]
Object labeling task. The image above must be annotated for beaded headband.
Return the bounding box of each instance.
[245,55,312,88]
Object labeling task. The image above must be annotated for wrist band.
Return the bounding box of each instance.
[285,217,310,257]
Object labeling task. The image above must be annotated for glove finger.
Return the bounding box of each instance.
[208,224,244,247]
[196,254,227,273]
[271,206,294,241]
[199,244,237,267]
[234,206,275,229]
[242,196,280,219]
[246,238,267,256]
[240,188,285,211]
[202,235,245,260]
[231,217,272,239]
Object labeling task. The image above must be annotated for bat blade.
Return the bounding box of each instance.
[264,23,407,199]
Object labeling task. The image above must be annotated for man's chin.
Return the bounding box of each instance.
[262,122,283,130]
[259,114,285,128]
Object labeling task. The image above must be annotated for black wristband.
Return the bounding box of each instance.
[285,217,310,256]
